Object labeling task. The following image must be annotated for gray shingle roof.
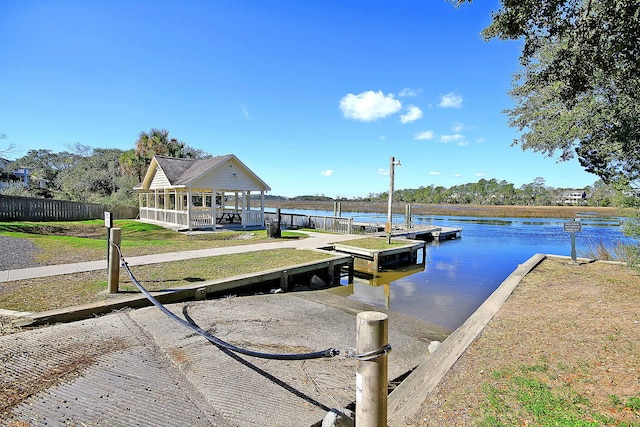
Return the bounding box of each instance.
[174,155,230,185]
[154,156,198,184]
[139,155,270,191]
[154,155,231,185]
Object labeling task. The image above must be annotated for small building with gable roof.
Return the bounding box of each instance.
[135,155,271,230]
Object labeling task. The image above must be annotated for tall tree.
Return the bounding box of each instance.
[10,149,79,197]
[132,129,210,180]
[57,148,125,202]
[0,132,15,158]
[454,0,640,184]
[135,128,182,165]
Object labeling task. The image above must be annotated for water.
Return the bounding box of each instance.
[282,209,633,330]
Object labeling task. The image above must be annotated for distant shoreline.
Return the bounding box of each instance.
[264,201,624,219]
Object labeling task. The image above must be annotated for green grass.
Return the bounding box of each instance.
[0,220,308,264]
[0,220,321,312]
[336,237,408,250]
[0,248,333,312]
[477,362,640,427]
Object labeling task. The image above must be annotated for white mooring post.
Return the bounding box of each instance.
[108,227,122,294]
[356,311,389,426]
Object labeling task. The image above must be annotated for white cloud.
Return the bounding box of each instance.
[398,88,421,97]
[320,169,334,177]
[440,134,464,144]
[457,140,469,146]
[453,173,462,178]
[415,130,435,140]
[452,122,464,132]
[378,168,389,177]
[239,103,250,119]
[429,171,441,176]
[438,92,463,108]
[475,172,487,177]
[339,90,402,122]
[400,105,423,124]
[476,137,485,143]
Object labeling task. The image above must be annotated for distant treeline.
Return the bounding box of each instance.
[3,142,638,209]
[263,177,639,208]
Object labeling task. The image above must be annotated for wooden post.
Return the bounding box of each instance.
[386,157,395,244]
[108,227,121,294]
[356,311,389,426]
[104,211,113,266]
[280,269,289,291]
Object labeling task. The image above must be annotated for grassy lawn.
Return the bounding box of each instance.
[0,248,333,312]
[0,220,307,265]
[336,237,410,250]
[0,220,328,312]
[413,258,640,426]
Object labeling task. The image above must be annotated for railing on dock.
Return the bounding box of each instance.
[265,209,461,239]
[265,211,355,234]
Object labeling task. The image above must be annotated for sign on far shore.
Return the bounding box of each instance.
[563,220,582,233]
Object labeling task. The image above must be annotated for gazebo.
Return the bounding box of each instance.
[135,155,271,230]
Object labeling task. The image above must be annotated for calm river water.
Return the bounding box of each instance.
[283,209,633,330]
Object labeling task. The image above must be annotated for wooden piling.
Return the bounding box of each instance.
[108,227,121,294]
[356,311,389,426]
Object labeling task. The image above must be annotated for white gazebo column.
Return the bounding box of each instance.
[260,191,265,224]
[209,189,215,228]
[187,189,192,231]
[234,192,239,212]
[241,190,247,228]
[154,190,159,222]
[212,189,218,227]
[164,188,169,225]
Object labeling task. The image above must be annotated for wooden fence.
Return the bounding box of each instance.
[0,195,139,222]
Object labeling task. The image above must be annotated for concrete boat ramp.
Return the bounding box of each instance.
[1,289,449,426]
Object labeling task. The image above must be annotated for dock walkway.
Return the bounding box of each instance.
[364,224,462,241]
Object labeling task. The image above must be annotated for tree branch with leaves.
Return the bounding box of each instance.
[454,0,640,185]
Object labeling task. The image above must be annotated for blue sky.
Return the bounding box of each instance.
[1,1,598,198]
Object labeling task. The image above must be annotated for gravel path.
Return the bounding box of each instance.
[0,236,42,271]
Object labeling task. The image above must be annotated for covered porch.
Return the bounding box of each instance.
[138,187,266,230]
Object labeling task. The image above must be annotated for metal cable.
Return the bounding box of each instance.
[110,240,392,361]
[344,344,393,361]
[111,241,339,360]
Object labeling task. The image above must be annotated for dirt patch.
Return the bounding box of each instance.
[407,257,640,426]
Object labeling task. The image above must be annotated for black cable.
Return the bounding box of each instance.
[115,247,339,360]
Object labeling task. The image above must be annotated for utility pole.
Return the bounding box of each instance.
[386,156,401,244]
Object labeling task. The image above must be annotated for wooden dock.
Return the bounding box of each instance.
[398,225,462,242]
[352,222,462,242]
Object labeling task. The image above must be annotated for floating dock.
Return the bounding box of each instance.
[333,240,426,273]
[351,223,462,242]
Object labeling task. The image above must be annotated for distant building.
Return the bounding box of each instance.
[0,157,32,189]
[558,190,587,205]
[623,188,640,198]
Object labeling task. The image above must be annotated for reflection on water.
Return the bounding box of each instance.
[322,212,634,331]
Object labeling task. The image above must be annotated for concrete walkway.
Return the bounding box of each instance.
[0,231,362,283]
